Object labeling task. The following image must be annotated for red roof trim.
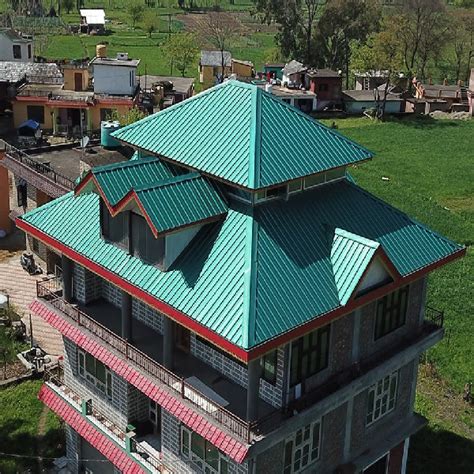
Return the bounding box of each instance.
[17,217,465,361]
[38,384,145,474]
[33,301,250,463]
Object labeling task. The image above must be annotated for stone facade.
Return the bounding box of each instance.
[65,425,80,473]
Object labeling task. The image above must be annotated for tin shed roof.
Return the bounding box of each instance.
[19,178,462,349]
[111,81,373,189]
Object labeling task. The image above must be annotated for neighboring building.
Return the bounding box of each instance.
[0,61,62,112]
[12,54,140,136]
[263,63,284,81]
[0,28,34,62]
[199,50,231,84]
[138,75,194,110]
[414,81,468,112]
[18,80,464,474]
[281,59,307,86]
[231,59,254,79]
[79,9,106,34]
[306,68,342,111]
[268,84,318,113]
[355,70,389,91]
[343,89,404,115]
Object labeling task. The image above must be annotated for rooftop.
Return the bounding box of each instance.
[19,176,463,350]
[79,8,105,24]
[200,50,231,67]
[0,28,32,43]
[91,57,140,68]
[0,61,62,84]
[111,80,372,189]
[307,68,341,78]
[138,75,194,95]
[282,60,306,76]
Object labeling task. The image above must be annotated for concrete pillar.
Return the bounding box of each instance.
[162,317,174,369]
[121,291,132,342]
[0,157,12,235]
[36,188,50,208]
[246,357,261,421]
[62,254,73,303]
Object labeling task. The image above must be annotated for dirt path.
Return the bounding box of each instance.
[35,404,50,472]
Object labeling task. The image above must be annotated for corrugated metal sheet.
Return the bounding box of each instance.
[136,173,228,233]
[331,228,379,305]
[112,81,373,189]
[21,179,462,349]
[91,156,174,205]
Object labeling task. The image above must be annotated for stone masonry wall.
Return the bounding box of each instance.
[73,263,102,305]
[349,359,416,456]
[161,408,249,474]
[358,278,426,360]
[65,425,80,473]
[191,334,286,408]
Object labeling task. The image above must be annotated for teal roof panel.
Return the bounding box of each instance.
[21,180,462,349]
[136,173,228,234]
[111,81,373,189]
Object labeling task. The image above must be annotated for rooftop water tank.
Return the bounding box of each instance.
[96,44,107,58]
[101,120,121,149]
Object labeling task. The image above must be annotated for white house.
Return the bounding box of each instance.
[0,28,34,62]
[79,9,106,34]
[90,53,140,96]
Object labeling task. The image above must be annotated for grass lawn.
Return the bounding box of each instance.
[320,116,473,473]
[0,380,64,473]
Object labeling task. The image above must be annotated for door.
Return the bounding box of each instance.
[74,72,82,91]
[175,325,191,353]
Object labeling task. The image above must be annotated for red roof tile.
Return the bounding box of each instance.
[38,384,145,474]
[31,300,250,464]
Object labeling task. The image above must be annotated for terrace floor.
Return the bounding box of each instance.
[78,298,275,422]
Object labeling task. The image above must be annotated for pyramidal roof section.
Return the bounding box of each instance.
[112,81,373,189]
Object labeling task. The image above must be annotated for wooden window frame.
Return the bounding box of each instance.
[374,286,409,340]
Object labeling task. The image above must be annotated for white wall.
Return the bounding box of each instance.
[0,34,34,62]
[345,100,402,115]
[93,64,137,95]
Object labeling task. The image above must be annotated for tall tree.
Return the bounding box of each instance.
[127,1,145,29]
[164,33,199,77]
[448,9,474,82]
[316,0,382,88]
[196,12,239,83]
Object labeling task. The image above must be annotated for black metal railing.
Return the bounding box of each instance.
[38,277,254,443]
[425,306,444,329]
[1,139,75,190]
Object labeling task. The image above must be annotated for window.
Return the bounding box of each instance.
[261,350,277,384]
[100,201,129,250]
[366,371,398,425]
[318,83,329,92]
[129,70,135,87]
[283,421,321,474]
[27,44,32,59]
[27,105,44,124]
[303,173,325,189]
[288,180,302,194]
[130,212,165,266]
[325,167,345,181]
[13,44,21,59]
[255,185,287,202]
[290,325,330,387]
[181,427,229,473]
[100,108,114,122]
[78,350,112,398]
[374,286,409,340]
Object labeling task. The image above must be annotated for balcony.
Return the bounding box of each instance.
[0,139,75,196]
[43,370,166,472]
[37,278,275,443]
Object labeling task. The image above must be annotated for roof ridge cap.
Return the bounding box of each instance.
[134,172,201,192]
[248,86,261,189]
[333,227,380,249]
[92,155,158,173]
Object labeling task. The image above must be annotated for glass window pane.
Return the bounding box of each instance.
[191,433,205,460]
[96,361,106,384]
[181,429,189,456]
[85,353,95,376]
[284,441,293,470]
[220,458,228,474]
[204,441,219,470]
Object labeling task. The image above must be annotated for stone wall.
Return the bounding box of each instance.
[73,264,102,305]
[65,425,80,473]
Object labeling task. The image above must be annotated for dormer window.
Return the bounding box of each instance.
[130,212,165,267]
[100,201,128,250]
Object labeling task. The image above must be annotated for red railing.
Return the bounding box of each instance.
[37,278,253,442]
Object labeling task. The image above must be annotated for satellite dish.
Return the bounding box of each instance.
[80,136,90,149]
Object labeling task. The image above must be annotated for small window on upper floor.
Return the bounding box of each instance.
[374,286,409,340]
[283,420,321,473]
[366,371,398,425]
[78,349,113,399]
[13,45,21,59]
[288,179,302,194]
[100,201,129,250]
[130,212,165,267]
[255,185,287,203]
[27,44,32,59]
[260,349,277,385]
[304,173,325,189]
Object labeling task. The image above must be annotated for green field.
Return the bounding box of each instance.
[0,380,63,473]
[321,116,473,474]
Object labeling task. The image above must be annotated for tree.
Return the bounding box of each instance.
[315,0,382,88]
[448,9,474,82]
[164,33,199,77]
[62,0,74,14]
[144,16,158,38]
[253,0,326,66]
[196,12,239,83]
[351,25,403,119]
[108,107,147,125]
[127,1,145,29]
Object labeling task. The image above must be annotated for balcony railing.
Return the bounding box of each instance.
[0,139,75,191]
[37,277,255,443]
[44,370,166,472]
[425,306,444,328]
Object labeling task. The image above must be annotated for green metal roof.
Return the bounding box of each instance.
[135,173,228,234]
[91,156,175,206]
[111,81,373,189]
[331,228,379,305]
[20,179,462,349]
